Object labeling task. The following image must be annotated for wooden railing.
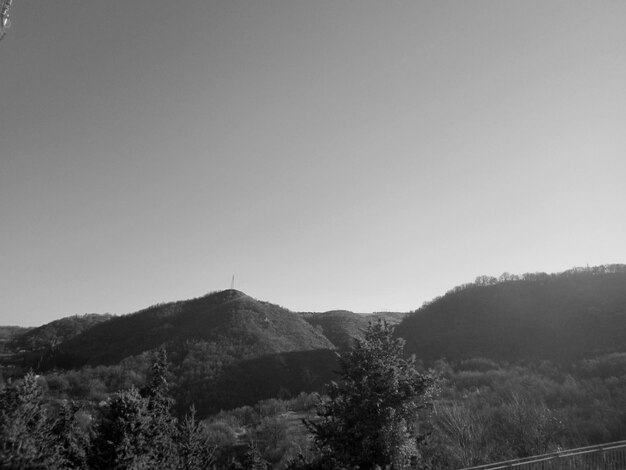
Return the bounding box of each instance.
[461,440,626,469]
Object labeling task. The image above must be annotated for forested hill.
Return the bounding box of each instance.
[3,266,626,414]
[8,313,113,351]
[36,289,333,369]
[395,267,626,363]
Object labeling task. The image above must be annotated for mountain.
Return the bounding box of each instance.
[8,314,113,352]
[5,290,339,413]
[5,266,626,414]
[302,310,405,350]
[9,298,405,412]
[41,289,333,369]
[395,268,626,363]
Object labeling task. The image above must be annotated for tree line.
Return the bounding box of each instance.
[420,263,626,309]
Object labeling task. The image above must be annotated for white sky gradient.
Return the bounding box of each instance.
[1,1,625,326]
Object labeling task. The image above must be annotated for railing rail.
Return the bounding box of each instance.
[461,440,626,470]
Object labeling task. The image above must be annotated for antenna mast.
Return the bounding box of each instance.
[0,0,13,43]
[230,275,235,290]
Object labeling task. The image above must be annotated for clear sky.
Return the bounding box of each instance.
[1,1,625,326]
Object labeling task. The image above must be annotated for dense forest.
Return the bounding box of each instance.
[397,265,626,363]
[1,265,625,468]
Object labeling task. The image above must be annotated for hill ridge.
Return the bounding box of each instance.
[25,289,332,370]
[395,268,626,362]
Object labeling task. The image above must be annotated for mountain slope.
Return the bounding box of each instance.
[8,314,113,352]
[395,270,626,363]
[302,310,405,350]
[42,289,333,368]
[21,290,338,413]
[301,310,369,350]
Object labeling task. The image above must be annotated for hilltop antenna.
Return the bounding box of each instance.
[230,275,235,290]
[0,0,13,43]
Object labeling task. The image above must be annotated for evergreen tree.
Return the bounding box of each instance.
[89,348,178,469]
[177,405,216,470]
[141,347,178,467]
[306,321,434,470]
[0,372,65,469]
[89,386,154,469]
[52,400,92,470]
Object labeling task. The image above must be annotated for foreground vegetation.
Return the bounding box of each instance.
[2,321,433,469]
[200,352,626,469]
[2,321,626,469]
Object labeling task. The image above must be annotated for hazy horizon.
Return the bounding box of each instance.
[2,1,625,326]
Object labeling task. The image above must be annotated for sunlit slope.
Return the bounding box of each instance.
[42,289,333,368]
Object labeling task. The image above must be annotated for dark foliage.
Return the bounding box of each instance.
[52,400,92,469]
[183,348,339,415]
[0,350,218,470]
[8,314,113,352]
[0,372,62,469]
[89,348,179,469]
[396,267,626,363]
[422,354,626,468]
[33,290,332,370]
[229,443,271,470]
[304,320,435,470]
[177,405,216,470]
